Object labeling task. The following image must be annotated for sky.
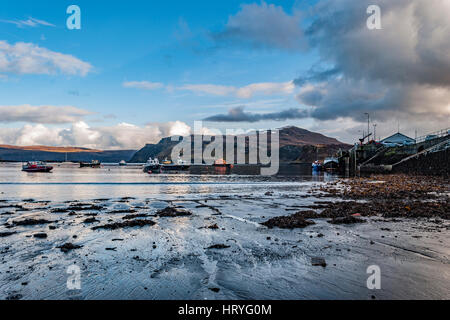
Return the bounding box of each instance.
[0,0,449,149]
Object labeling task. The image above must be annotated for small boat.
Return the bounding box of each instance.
[312,160,322,172]
[22,161,53,173]
[161,158,190,172]
[80,160,101,168]
[213,159,233,168]
[119,160,127,166]
[323,157,339,171]
[143,158,161,173]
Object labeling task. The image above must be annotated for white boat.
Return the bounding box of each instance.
[323,157,339,171]
[143,158,161,173]
[161,157,190,171]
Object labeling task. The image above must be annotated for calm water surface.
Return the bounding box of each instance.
[0,162,337,201]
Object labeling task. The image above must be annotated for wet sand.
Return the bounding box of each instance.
[0,174,449,300]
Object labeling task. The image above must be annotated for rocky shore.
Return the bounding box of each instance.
[0,174,449,300]
[263,174,449,229]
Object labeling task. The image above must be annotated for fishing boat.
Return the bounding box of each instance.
[213,159,233,168]
[80,160,101,168]
[22,161,53,173]
[312,160,322,172]
[161,158,190,172]
[323,157,339,171]
[143,158,161,173]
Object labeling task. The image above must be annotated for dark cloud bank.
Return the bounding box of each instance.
[207,0,450,128]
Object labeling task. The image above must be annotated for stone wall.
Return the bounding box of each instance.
[392,149,449,178]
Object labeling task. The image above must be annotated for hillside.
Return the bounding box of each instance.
[130,126,350,163]
[279,126,344,146]
[0,146,136,163]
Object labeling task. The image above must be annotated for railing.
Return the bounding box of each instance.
[415,127,450,144]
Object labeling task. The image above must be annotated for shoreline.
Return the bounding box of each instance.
[0,174,449,300]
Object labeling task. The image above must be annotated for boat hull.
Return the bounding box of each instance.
[213,164,233,168]
[22,167,53,173]
[80,163,101,168]
[143,165,161,173]
[161,165,190,171]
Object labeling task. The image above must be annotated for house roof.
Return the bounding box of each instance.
[381,132,415,143]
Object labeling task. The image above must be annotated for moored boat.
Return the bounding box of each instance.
[323,157,339,171]
[312,160,322,172]
[161,158,190,172]
[213,159,233,168]
[22,161,53,173]
[80,160,101,168]
[143,158,161,173]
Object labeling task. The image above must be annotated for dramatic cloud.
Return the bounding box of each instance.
[123,81,164,90]
[0,121,193,150]
[294,0,450,126]
[0,17,55,28]
[0,105,92,124]
[0,41,92,76]
[179,81,295,98]
[214,1,306,51]
[204,106,309,123]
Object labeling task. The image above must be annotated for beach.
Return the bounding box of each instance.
[0,163,449,300]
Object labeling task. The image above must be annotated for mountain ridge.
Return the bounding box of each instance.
[130,126,350,163]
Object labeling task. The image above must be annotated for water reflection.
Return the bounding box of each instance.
[0,162,339,201]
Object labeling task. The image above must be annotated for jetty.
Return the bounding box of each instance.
[338,127,450,177]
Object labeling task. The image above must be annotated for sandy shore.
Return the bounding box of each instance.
[0,174,449,300]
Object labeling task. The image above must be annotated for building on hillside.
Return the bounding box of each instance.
[381,132,416,146]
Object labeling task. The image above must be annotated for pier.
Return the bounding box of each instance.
[339,127,450,177]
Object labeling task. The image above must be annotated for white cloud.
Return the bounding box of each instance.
[0,17,55,28]
[123,79,295,99]
[179,81,295,98]
[0,121,194,150]
[0,105,92,124]
[122,81,164,90]
[0,41,92,76]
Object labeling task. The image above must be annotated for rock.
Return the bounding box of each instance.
[122,214,148,220]
[108,209,137,214]
[328,216,365,225]
[261,213,315,229]
[83,217,99,224]
[92,219,156,231]
[209,287,220,293]
[33,233,48,239]
[12,219,52,226]
[57,243,82,253]
[0,231,16,238]
[207,244,230,249]
[156,207,192,217]
[311,257,327,267]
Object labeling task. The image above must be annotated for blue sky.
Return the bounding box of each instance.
[1,1,314,123]
[1,0,449,148]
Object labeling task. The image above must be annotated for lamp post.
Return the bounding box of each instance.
[364,113,370,143]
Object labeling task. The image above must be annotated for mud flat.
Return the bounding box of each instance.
[0,174,449,300]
